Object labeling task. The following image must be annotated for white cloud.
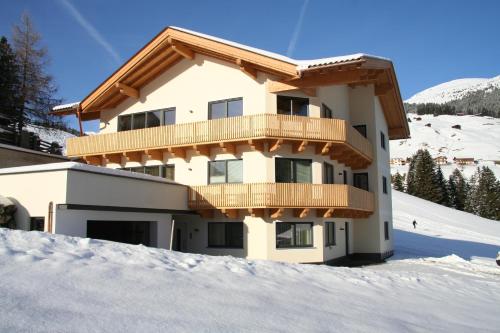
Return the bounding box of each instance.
[287,0,310,57]
[57,0,121,65]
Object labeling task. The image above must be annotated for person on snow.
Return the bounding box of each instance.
[412,220,417,229]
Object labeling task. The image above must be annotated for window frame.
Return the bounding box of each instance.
[276,95,309,117]
[353,125,367,138]
[353,172,369,191]
[208,222,244,249]
[208,159,243,184]
[325,222,336,247]
[276,222,314,249]
[208,97,243,120]
[323,162,334,184]
[382,176,388,194]
[380,131,386,150]
[384,221,390,240]
[275,157,313,183]
[321,103,333,119]
[118,107,176,131]
[122,164,174,179]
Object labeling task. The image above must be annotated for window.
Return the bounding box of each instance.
[277,96,308,117]
[353,173,369,191]
[382,176,388,194]
[343,170,348,185]
[208,159,243,184]
[276,223,313,248]
[123,164,174,179]
[353,125,367,138]
[208,222,243,248]
[323,162,334,184]
[380,131,386,150]
[325,222,336,246]
[384,221,390,240]
[30,217,45,231]
[209,98,243,119]
[275,158,312,183]
[321,104,333,118]
[118,108,176,131]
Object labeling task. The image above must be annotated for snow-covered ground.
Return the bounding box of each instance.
[0,191,499,332]
[390,114,500,178]
[405,75,500,104]
[25,124,75,151]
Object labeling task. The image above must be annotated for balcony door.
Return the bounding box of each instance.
[277,96,309,117]
[275,158,312,183]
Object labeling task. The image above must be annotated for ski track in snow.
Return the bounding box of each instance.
[0,191,500,332]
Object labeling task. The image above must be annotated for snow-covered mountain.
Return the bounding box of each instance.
[390,114,500,178]
[406,75,500,104]
[0,191,499,332]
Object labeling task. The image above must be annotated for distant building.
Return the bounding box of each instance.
[390,158,406,166]
[453,157,475,165]
[434,156,448,165]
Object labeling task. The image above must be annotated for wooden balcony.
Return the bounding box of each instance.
[188,183,375,219]
[67,114,373,169]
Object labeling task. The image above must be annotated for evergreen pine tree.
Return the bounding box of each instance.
[406,156,417,195]
[413,149,439,202]
[434,166,450,206]
[392,172,405,191]
[448,168,467,211]
[0,36,20,118]
[473,167,500,220]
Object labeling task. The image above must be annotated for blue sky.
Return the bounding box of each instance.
[1,0,500,131]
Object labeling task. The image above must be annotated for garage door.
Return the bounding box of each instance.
[87,220,152,246]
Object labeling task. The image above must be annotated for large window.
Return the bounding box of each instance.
[208,159,243,184]
[353,125,367,138]
[122,164,175,180]
[325,222,336,246]
[118,107,176,131]
[276,222,313,248]
[277,96,309,117]
[275,158,312,183]
[321,103,333,119]
[208,222,244,248]
[209,98,243,119]
[353,173,369,191]
[324,162,334,184]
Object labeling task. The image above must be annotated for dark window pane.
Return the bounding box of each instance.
[353,173,369,191]
[275,158,293,183]
[164,108,176,125]
[163,165,175,181]
[384,221,390,240]
[118,115,132,131]
[322,104,333,118]
[226,223,243,248]
[324,163,334,184]
[133,113,145,130]
[130,166,145,174]
[292,98,309,117]
[147,111,161,128]
[209,161,226,184]
[208,223,225,247]
[383,176,388,194]
[227,160,243,183]
[276,223,293,248]
[353,125,367,138]
[295,160,312,183]
[343,170,348,185]
[144,166,160,177]
[209,101,226,119]
[325,222,335,246]
[294,223,313,246]
[30,217,45,231]
[381,132,386,150]
[227,99,243,117]
[277,96,292,115]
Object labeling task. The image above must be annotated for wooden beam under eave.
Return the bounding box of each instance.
[316,208,334,218]
[267,80,302,94]
[375,83,393,96]
[103,153,122,165]
[83,156,102,166]
[248,139,264,152]
[115,82,139,99]
[167,38,195,60]
[269,139,283,152]
[316,142,333,155]
[236,59,258,81]
[192,145,210,157]
[145,149,165,161]
[293,208,310,218]
[124,151,142,163]
[221,209,239,219]
[219,142,235,154]
[197,210,214,218]
[270,208,285,219]
[167,147,186,159]
[292,140,308,153]
[301,88,316,97]
[247,208,265,218]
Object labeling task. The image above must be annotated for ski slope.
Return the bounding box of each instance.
[405,75,500,104]
[390,114,500,178]
[0,191,499,332]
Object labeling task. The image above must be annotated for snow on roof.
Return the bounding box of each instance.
[0,161,181,185]
[170,26,391,72]
[52,102,80,111]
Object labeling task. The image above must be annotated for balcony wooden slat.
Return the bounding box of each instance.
[67,114,373,166]
[187,183,374,215]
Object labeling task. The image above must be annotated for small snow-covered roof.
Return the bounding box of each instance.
[0,162,182,185]
[52,102,80,111]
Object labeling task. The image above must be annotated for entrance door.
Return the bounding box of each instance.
[87,220,151,246]
[174,228,182,251]
[345,221,349,256]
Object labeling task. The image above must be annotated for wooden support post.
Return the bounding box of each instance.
[247,208,265,218]
[192,145,210,157]
[316,208,334,218]
[292,140,308,153]
[270,208,284,219]
[316,142,332,155]
[115,82,139,99]
[293,208,310,218]
[76,107,84,137]
[248,139,264,152]
[269,139,283,152]
[219,142,235,154]
[167,147,186,159]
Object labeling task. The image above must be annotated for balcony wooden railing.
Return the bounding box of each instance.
[188,183,374,218]
[67,114,373,168]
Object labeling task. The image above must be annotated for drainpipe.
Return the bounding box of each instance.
[47,201,53,233]
[169,218,175,250]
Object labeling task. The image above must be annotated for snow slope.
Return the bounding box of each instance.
[0,191,499,332]
[390,114,500,178]
[406,75,500,104]
[25,124,75,150]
